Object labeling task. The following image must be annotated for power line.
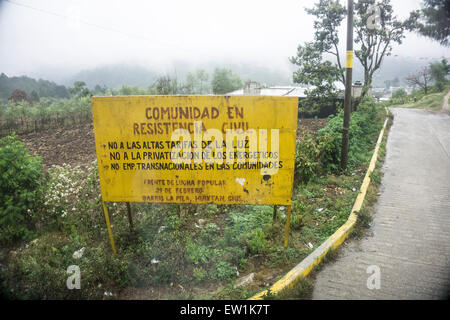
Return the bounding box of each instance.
[3,0,181,49]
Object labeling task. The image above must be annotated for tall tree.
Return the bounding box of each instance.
[429,58,450,90]
[291,0,417,107]
[353,0,417,102]
[184,69,209,94]
[290,0,346,103]
[155,76,179,95]
[8,89,30,103]
[414,0,450,46]
[69,81,92,98]
[211,68,242,94]
[405,67,432,94]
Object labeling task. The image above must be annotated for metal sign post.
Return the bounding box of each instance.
[102,200,117,257]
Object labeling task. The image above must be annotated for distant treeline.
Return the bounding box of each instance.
[0,73,70,101]
[0,68,245,136]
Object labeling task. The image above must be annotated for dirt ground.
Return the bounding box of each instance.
[19,122,97,169]
[18,119,328,169]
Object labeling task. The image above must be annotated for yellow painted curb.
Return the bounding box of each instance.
[249,109,390,300]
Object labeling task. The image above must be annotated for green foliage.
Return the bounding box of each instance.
[247,228,267,255]
[155,75,180,95]
[294,135,320,184]
[290,0,346,98]
[69,81,92,98]
[352,208,373,239]
[211,261,236,281]
[0,73,69,102]
[211,68,242,94]
[0,135,43,244]
[390,88,409,105]
[1,96,92,135]
[393,85,449,110]
[184,69,210,94]
[294,96,383,185]
[291,0,416,105]
[414,0,450,46]
[429,58,450,91]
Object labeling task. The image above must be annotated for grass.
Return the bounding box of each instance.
[395,88,449,111]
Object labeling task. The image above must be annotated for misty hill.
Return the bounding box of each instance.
[63,61,294,90]
[63,55,436,91]
[0,73,69,101]
[353,56,433,87]
[64,64,160,89]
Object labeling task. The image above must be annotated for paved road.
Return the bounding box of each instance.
[312,108,450,300]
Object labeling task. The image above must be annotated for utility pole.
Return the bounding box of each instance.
[341,0,354,171]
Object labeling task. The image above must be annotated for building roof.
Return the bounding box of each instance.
[226,86,308,98]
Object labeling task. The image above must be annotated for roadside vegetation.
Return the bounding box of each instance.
[388,86,449,111]
[0,96,388,300]
[392,58,450,111]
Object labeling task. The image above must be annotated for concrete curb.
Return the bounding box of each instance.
[249,110,390,300]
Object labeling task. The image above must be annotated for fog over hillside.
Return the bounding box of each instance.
[1,0,448,90]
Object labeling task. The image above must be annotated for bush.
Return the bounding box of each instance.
[294,135,320,184]
[294,96,383,184]
[0,134,43,244]
[390,88,409,105]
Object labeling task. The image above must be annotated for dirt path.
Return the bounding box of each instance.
[312,108,450,299]
[442,91,450,112]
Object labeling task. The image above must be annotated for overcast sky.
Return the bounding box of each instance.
[0,0,448,80]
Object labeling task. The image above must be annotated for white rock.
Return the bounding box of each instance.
[73,247,85,259]
[151,258,160,264]
[317,208,324,213]
[234,272,254,288]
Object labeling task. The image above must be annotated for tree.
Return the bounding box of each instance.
[290,0,346,91]
[154,75,179,95]
[196,69,209,94]
[405,67,432,94]
[291,0,417,107]
[93,84,108,94]
[392,88,407,99]
[8,89,30,103]
[429,58,450,91]
[30,90,40,102]
[69,81,92,97]
[414,0,450,46]
[353,0,417,103]
[185,69,210,94]
[211,68,242,94]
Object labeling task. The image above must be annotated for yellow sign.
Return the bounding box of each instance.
[92,96,298,205]
[346,50,353,69]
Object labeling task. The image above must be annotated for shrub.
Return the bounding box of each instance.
[294,135,320,184]
[0,134,43,244]
[294,96,383,184]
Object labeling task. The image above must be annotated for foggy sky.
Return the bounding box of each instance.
[0,0,449,81]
